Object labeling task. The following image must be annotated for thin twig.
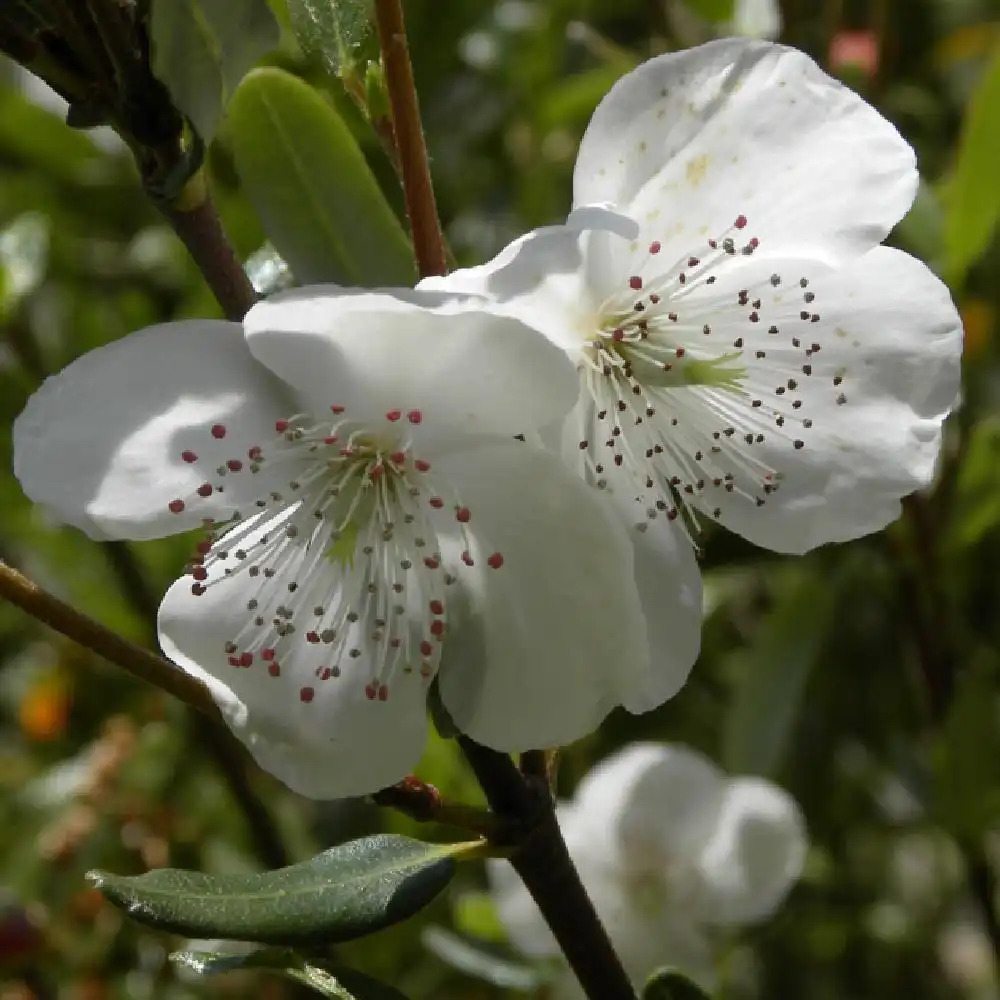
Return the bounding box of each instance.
[459,737,638,1000]
[373,0,448,279]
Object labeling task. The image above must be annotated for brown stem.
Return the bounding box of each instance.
[0,560,220,721]
[373,0,447,279]
[158,171,257,321]
[459,737,638,1000]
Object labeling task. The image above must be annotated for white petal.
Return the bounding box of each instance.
[433,442,649,751]
[243,285,579,438]
[620,514,703,714]
[487,855,559,959]
[692,777,807,925]
[157,513,428,800]
[730,0,782,39]
[418,215,636,354]
[574,39,916,262]
[13,321,298,540]
[689,246,962,552]
[571,744,726,868]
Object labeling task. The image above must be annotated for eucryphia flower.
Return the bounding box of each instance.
[489,743,807,997]
[729,0,781,40]
[422,37,963,696]
[12,287,656,799]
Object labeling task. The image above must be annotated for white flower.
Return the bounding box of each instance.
[423,38,963,708]
[489,743,807,997]
[12,286,655,799]
[729,0,782,40]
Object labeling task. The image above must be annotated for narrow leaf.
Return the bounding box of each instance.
[945,41,1000,283]
[287,0,374,75]
[150,0,279,142]
[173,948,410,999]
[643,967,714,1000]
[682,0,736,22]
[227,67,414,285]
[89,834,454,945]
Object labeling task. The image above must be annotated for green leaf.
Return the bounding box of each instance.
[287,0,374,76]
[173,948,410,999]
[227,67,414,285]
[682,0,736,22]
[150,0,280,143]
[643,967,713,1000]
[722,573,835,777]
[88,834,455,945]
[945,40,1000,283]
[932,657,1000,839]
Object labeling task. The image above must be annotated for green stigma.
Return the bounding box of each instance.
[626,348,748,393]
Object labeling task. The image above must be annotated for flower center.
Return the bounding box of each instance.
[165,405,504,704]
[575,214,829,538]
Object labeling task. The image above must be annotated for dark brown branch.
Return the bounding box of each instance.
[373,0,447,279]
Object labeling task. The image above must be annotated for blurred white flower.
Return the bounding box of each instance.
[729,0,782,40]
[489,743,807,997]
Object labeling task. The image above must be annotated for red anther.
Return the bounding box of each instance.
[668,312,678,322]
[191,566,208,581]
[734,214,748,229]
[261,648,276,661]
[228,656,240,667]
[191,583,206,596]
[227,459,243,472]
[390,637,402,648]
[414,459,431,472]
[430,619,445,637]
[339,447,356,457]
[429,496,444,509]
[321,668,332,680]
[268,661,281,677]
[455,506,471,523]
[386,409,402,422]
[300,686,315,703]
[407,409,423,424]
[420,640,433,657]
[708,238,718,249]
[197,482,213,498]
[688,257,700,268]
[629,275,643,290]
[675,347,686,358]
[667,508,679,521]
[749,237,759,249]
[365,683,377,701]
[275,419,289,433]
[420,663,433,678]
[612,328,625,342]
[168,499,185,514]
[461,550,474,566]
[323,435,338,445]
[211,424,227,439]
[649,294,660,304]
[429,599,444,615]
[306,631,320,644]
[181,450,198,463]
[424,556,440,569]
[196,540,212,554]
[248,445,262,460]
[649,240,661,254]
[487,552,504,569]
[390,451,406,465]
[378,684,389,701]
[331,404,345,413]
[369,464,384,481]
[239,651,253,667]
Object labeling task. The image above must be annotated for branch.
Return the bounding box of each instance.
[459,737,638,1000]
[373,0,448,279]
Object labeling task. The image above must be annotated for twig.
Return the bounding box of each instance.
[459,737,638,1000]
[158,171,257,321]
[373,0,447,278]
[0,560,219,720]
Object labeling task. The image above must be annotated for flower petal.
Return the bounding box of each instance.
[418,214,637,355]
[692,777,807,925]
[13,321,298,540]
[157,511,428,799]
[574,38,917,262]
[433,442,649,751]
[572,743,726,868]
[686,246,962,552]
[243,285,579,438]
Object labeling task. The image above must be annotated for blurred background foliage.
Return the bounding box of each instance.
[2,0,1000,998]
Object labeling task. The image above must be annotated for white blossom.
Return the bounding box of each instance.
[422,39,963,709]
[13,287,654,799]
[489,743,807,997]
